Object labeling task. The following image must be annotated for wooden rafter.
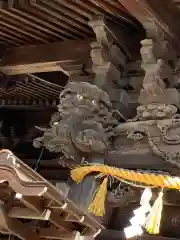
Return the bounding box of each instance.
[118,0,180,48]
[0,40,91,75]
[0,149,103,240]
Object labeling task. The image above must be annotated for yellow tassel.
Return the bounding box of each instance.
[88,177,108,217]
[145,190,164,234]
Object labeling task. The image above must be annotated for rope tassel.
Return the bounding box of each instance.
[71,163,180,233]
[88,177,108,217]
[145,190,164,234]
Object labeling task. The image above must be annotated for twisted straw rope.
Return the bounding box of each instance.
[71,165,180,189]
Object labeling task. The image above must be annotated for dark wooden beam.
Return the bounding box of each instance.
[20,158,70,180]
[36,169,69,181]
[22,158,60,168]
[0,40,90,75]
[119,0,180,48]
[106,150,179,173]
[23,146,177,175]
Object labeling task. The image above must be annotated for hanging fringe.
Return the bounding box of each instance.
[88,177,108,217]
[145,190,164,234]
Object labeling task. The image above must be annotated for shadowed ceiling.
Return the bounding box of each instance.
[0,0,142,47]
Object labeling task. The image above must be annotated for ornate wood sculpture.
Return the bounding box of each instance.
[32,16,139,221]
[1,0,180,238]
[2,0,180,239]
[116,0,180,172]
[32,9,180,227]
[89,15,134,119]
[33,81,118,162]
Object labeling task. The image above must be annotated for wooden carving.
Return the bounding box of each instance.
[88,16,133,119]
[33,81,118,162]
[140,38,176,94]
[89,16,126,89]
[115,104,180,169]
[120,0,180,107]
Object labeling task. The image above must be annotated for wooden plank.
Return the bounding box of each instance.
[8,207,51,220]
[106,150,178,173]
[0,203,40,240]
[38,228,76,239]
[23,147,176,176]
[0,150,103,238]
[16,196,44,213]
[33,169,70,181]
[23,158,62,167]
[0,40,90,75]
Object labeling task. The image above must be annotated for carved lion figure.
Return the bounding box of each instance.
[33,82,118,162]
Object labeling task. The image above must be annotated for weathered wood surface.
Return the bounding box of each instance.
[0,74,64,101]
[107,118,180,174]
[0,0,136,48]
[106,149,176,171]
[0,40,90,75]
[119,0,180,47]
[0,149,103,240]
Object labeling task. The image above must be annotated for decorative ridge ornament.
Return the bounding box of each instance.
[71,164,180,235]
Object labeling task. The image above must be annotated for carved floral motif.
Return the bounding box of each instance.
[117,104,180,168]
[131,104,177,121]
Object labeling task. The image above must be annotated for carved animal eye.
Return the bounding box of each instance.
[92,100,97,105]
[77,94,83,100]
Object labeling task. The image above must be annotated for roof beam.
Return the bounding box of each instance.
[106,149,178,173]
[0,40,91,75]
[118,0,180,48]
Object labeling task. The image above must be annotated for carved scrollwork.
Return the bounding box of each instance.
[158,120,180,145]
[115,99,180,168]
[127,130,145,140]
[119,114,180,168]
